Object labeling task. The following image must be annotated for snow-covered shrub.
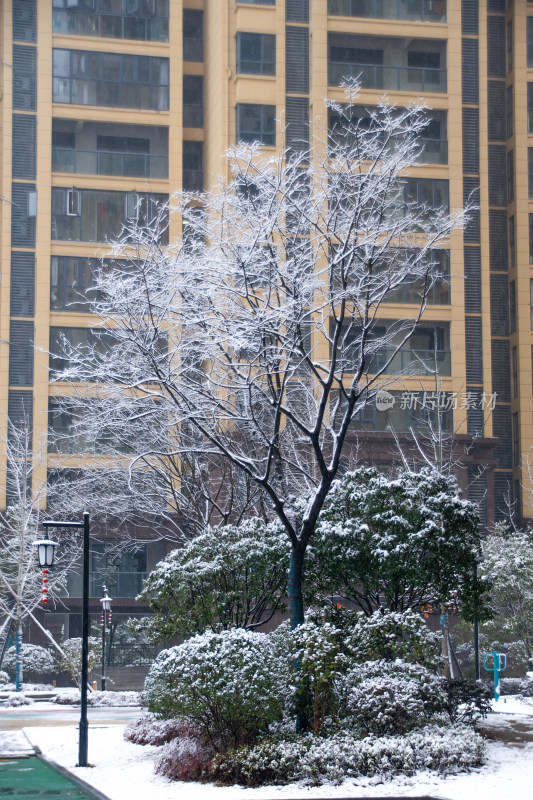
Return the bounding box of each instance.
[443,679,492,725]
[5,692,33,707]
[209,725,485,787]
[340,660,446,735]
[290,618,348,730]
[124,714,199,746]
[344,609,442,670]
[0,670,9,685]
[53,689,140,707]
[500,677,522,695]
[154,735,214,782]
[144,628,288,750]
[57,637,101,687]
[3,644,55,679]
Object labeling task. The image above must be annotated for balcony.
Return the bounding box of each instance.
[373,348,451,375]
[52,147,168,179]
[328,33,447,94]
[328,61,446,92]
[328,0,446,22]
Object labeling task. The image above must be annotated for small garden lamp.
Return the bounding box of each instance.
[33,538,58,568]
[99,586,112,691]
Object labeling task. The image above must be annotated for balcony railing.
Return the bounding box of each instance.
[372,348,451,375]
[183,104,204,127]
[52,147,168,179]
[328,0,446,22]
[183,38,204,62]
[417,138,448,164]
[328,62,447,93]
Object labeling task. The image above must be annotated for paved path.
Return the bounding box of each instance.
[0,729,35,758]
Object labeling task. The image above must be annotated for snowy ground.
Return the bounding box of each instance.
[25,698,533,800]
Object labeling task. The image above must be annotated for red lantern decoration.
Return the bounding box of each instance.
[42,597,48,604]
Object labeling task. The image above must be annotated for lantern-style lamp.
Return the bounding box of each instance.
[100,589,112,612]
[33,538,58,568]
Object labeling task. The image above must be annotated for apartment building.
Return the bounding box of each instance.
[0,0,531,640]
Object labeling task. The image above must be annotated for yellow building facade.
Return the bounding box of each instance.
[0,0,530,528]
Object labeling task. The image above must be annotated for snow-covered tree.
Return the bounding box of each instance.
[308,467,486,619]
[137,518,290,641]
[0,418,79,687]
[49,89,467,642]
[479,525,533,670]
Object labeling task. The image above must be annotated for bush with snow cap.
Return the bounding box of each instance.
[0,670,9,685]
[144,628,288,750]
[3,644,54,679]
[340,659,447,735]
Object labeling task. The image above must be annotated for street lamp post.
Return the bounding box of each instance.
[99,586,112,691]
[35,512,90,768]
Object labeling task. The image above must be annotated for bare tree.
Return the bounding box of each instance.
[0,418,80,686]
[50,91,467,640]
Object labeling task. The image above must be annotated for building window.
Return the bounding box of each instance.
[530,214,533,264]
[52,0,169,43]
[236,32,276,75]
[403,178,449,217]
[383,249,450,305]
[530,278,533,329]
[182,141,203,191]
[513,412,519,466]
[49,326,113,376]
[183,75,203,127]
[509,215,515,268]
[50,256,99,312]
[512,345,518,398]
[51,188,168,243]
[507,149,514,203]
[236,103,276,146]
[506,85,513,138]
[528,18,533,68]
[239,0,275,4]
[183,9,203,62]
[52,49,169,110]
[327,0,446,22]
[507,19,513,71]
[510,279,516,333]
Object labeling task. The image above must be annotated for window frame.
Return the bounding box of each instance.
[236,31,276,76]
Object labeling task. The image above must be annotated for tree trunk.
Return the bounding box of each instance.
[15,623,23,692]
[289,545,308,732]
[288,546,305,630]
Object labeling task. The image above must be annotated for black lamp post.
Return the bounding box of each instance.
[36,513,90,768]
[99,586,112,691]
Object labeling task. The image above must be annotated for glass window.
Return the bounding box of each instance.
[528,84,533,133]
[528,18,533,68]
[236,32,276,75]
[236,103,276,146]
[512,346,518,398]
[182,141,203,191]
[506,85,513,138]
[52,49,169,110]
[183,75,203,127]
[50,256,99,311]
[510,279,516,333]
[52,0,169,42]
[51,187,168,243]
[507,19,513,71]
[507,149,514,203]
[183,9,203,62]
[403,178,449,212]
[509,214,515,268]
[513,412,519,466]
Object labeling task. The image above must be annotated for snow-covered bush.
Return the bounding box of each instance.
[3,644,55,679]
[209,725,485,787]
[144,628,288,749]
[443,679,492,725]
[154,735,214,782]
[53,689,140,707]
[344,608,442,670]
[0,670,9,685]
[290,618,348,730]
[309,467,486,620]
[138,519,290,642]
[4,692,33,707]
[124,714,198,746]
[340,660,446,735]
[500,677,522,695]
[57,637,101,687]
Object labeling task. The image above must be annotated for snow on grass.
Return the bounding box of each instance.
[24,698,533,800]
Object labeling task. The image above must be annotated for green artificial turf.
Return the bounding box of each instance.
[0,757,94,798]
